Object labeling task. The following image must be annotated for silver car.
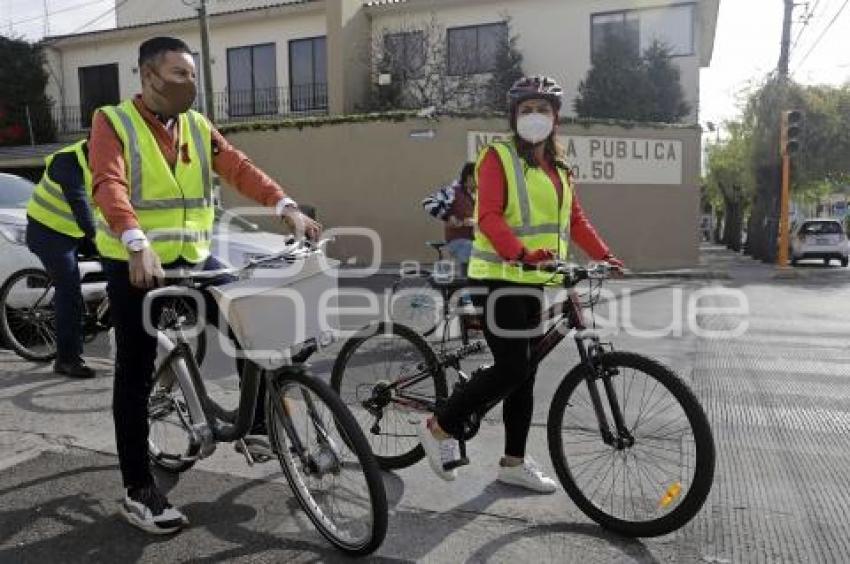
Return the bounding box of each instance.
[0,172,289,290]
[790,219,849,267]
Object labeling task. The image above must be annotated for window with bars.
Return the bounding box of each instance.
[226,43,278,117]
[289,36,328,112]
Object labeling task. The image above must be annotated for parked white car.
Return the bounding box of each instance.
[790,218,849,267]
[0,172,290,292]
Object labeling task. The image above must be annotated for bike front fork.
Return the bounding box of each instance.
[581,341,634,449]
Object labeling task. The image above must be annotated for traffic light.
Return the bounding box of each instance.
[782,110,804,155]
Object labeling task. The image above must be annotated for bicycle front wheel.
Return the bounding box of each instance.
[389,275,442,336]
[267,367,388,556]
[147,353,199,473]
[547,351,715,537]
[0,268,58,362]
[157,296,207,367]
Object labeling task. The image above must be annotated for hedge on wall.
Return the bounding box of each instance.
[217,110,700,136]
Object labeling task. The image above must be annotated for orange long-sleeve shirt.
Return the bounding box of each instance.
[91,95,286,235]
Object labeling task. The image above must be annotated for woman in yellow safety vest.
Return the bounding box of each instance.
[416,76,624,491]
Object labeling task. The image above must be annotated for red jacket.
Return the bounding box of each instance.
[477,148,610,261]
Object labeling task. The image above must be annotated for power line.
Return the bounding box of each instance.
[3,0,107,28]
[58,0,127,36]
[790,0,821,52]
[793,0,850,72]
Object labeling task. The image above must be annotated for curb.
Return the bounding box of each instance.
[624,270,732,280]
[338,265,733,280]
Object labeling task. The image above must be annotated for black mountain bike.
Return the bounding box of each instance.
[332,261,715,538]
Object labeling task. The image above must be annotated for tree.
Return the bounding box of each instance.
[719,77,850,262]
[483,17,524,111]
[574,37,690,123]
[368,14,523,112]
[643,41,691,122]
[0,36,55,145]
[705,122,754,251]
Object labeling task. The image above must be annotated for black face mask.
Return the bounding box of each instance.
[150,70,197,117]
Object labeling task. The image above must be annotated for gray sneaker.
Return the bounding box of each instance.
[121,484,188,535]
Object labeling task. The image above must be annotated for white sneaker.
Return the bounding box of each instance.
[121,484,189,535]
[497,457,558,494]
[416,417,459,481]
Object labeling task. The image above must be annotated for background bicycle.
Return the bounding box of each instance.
[389,241,481,348]
[332,261,715,538]
[0,259,206,365]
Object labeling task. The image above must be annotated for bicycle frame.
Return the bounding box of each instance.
[376,278,634,448]
[148,239,336,466]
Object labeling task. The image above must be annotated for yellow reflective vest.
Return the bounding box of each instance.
[468,140,573,285]
[26,140,92,238]
[94,99,214,264]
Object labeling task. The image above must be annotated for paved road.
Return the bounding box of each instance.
[2,251,850,562]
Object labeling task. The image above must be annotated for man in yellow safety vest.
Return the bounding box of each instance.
[25,140,97,378]
[89,36,320,535]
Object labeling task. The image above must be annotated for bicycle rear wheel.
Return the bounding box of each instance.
[267,367,388,556]
[0,268,58,362]
[147,351,199,473]
[547,351,715,537]
[331,321,447,470]
[389,275,442,336]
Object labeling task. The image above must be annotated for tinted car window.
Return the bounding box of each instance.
[0,174,35,208]
[800,221,842,235]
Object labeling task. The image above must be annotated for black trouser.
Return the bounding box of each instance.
[105,255,260,490]
[436,281,544,458]
[25,219,85,365]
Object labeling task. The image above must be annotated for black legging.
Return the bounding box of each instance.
[436,281,544,458]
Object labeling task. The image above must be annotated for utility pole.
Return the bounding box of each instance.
[778,0,795,77]
[43,0,49,37]
[197,0,215,122]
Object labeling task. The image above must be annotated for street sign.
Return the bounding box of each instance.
[468,131,684,185]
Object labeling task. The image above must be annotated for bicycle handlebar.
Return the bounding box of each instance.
[144,237,332,303]
[521,260,621,283]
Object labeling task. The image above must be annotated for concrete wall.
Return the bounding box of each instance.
[220,116,701,269]
[369,0,705,123]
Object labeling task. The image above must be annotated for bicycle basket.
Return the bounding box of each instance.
[208,253,340,369]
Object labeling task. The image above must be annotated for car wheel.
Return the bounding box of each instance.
[824,258,831,266]
[842,258,849,268]
[790,256,798,266]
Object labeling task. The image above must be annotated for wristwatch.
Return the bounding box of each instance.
[126,238,150,253]
[276,197,299,216]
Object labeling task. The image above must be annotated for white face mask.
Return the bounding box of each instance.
[516,113,554,144]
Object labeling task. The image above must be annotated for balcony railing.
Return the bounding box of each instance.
[41,83,329,136]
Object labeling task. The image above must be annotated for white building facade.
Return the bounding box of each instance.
[41,0,718,133]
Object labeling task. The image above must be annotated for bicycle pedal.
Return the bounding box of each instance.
[443,457,469,471]
[235,439,255,466]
